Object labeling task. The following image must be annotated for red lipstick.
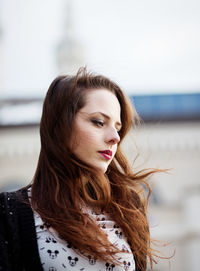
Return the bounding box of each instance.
[98,150,112,160]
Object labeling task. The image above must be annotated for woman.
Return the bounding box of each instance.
[0,68,160,271]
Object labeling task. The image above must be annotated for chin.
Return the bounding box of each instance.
[93,163,108,174]
[99,166,109,174]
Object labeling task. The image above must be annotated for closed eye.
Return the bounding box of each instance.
[91,119,104,127]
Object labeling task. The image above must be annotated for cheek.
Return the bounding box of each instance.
[73,128,98,151]
[112,145,118,157]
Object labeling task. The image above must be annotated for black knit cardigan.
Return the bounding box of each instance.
[0,189,43,271]
[0,189,144,271]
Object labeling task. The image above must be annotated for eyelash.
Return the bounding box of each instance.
[91,119,121,133]
[91,119,104,127]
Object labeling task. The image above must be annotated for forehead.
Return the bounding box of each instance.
[81,88,121,119]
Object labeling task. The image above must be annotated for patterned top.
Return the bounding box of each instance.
[33,207,136,271]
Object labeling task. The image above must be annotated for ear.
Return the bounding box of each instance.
[68,256,72,260]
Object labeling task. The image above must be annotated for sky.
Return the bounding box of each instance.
[0,0,200,98]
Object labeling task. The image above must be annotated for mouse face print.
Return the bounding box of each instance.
[97,216,106,229]
[88,255,96,265]
[123,261,131,271]
[105,263,115,271]
[47,250,59,259]
[115,230,123,239]
[68,256,79,266]
[45,236,57,243]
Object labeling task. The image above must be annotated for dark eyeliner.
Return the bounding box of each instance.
[91,119,104,127]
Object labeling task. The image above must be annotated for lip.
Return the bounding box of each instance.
[98,150,112,160]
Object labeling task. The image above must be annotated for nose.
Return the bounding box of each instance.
[106,127,120,145]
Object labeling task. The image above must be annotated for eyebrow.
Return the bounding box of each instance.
[89,111,122,128]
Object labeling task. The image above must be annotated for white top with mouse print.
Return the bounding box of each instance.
[33,206,135,271]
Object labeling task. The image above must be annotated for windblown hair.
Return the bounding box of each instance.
[30,67,160,270]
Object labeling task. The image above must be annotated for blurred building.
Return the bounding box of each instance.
[0,0,200,270]
[0,93,200,271]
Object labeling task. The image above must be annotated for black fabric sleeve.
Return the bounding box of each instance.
[0,190,43,271]
[0,192,23,271]
[0,192,10,270]
[16,189,43,271]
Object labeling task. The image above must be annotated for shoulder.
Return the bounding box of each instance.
[0,188,29,213]
[0,188,32,231]
[0,189,30,270]
[0,188,38,270]
[0,187,28,200]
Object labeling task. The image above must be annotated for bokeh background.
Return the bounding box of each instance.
[0,0,200,270]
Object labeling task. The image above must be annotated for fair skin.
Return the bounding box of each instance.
[70,88,122,173]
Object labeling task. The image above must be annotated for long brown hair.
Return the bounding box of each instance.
[31,67,160,270]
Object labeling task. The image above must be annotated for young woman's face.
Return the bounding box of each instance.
[70,89,122,173]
